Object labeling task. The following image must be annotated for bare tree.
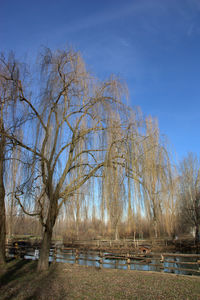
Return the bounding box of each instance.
[0,119,6,265]
[161,170,179,239]
[0,53,24,265]
[1,48,128,270]
[126,115,172,239]
[104,163,125,240]
[140,117,171,238]
[103,112,127,240]
[6,146,23,238]
[179,153,200,244]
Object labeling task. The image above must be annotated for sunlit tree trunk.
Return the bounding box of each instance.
[37,199,58,271]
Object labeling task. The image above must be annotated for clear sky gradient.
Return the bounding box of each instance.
[1,0,200,161]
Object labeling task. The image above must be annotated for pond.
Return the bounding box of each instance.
[20,248,200,276]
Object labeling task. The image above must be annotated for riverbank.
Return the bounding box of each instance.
[0,259,200,299]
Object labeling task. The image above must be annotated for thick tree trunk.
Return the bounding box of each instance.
[37,199,58,272]
[0,126,5,266]
[37,225,52,271]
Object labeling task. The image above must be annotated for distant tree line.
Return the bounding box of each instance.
[0,47,199,270]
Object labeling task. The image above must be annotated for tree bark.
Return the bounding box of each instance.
[0,127,5,266]
[195,224,200,245]
[153,218,158,239]
[0,183,5,265]
[194,197,200,246]
[114,223,119,240]
[37,199,58,272]
[37,225,53,271]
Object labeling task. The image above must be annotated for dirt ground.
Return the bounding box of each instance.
[0,259,200,299]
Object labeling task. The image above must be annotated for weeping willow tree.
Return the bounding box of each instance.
[0,53,26,265]
[161,165,178,239]
[103,112,126,240]
[178,153,200,244]
[122,109,145,239]
[7,146,23,238]
[1,47,129,271]
[124,112,173,239]
[140,117,172,238]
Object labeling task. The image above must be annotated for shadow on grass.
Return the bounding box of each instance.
[0,259,30,287]
[24,264,58,300]
[0,260,62,300]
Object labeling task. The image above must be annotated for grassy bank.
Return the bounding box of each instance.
[0,259,200,299]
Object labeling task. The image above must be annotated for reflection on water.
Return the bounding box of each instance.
[164,256,199,276]
[22,249,200,276]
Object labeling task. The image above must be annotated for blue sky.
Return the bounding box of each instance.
[1,0,200,162]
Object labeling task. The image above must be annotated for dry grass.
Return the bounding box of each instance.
[0,259,200,299]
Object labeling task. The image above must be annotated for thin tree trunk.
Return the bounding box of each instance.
[153,219,158,239]
[0,126,5,265]
[0,184,5,265]
[195,224,200,245]
[195,198,200,246]
[8,195,14,238]
[114,223,119,240]
[76,221,79,240]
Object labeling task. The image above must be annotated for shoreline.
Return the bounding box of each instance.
[1,259,200,299]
